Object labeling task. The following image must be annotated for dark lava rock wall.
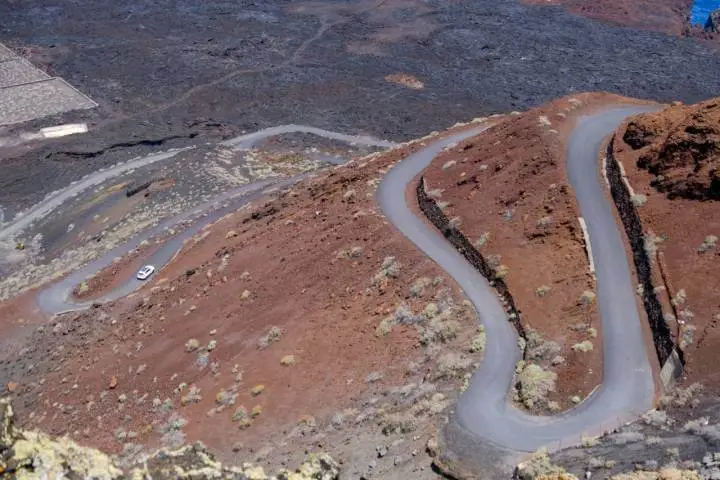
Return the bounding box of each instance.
[605,137,676,365]
[416,176,527,341]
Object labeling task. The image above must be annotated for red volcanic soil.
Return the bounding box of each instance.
[0,93,678,475]
[0,122,491,474]
[422,92,659,411]
[613,98,720,388]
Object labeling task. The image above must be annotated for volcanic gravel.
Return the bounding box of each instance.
[1,0,720,211]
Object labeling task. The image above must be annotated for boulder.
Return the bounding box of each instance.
[705,8,720,33]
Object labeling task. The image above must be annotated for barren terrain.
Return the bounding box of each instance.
[2,0,720,219]
[0,122,495,478]
[524,0,692,36]
[421,93,658,411]
[3,0,720,476]
[2,95,720,479]
[613,99,720,389]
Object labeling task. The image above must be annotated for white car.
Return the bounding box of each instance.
[136,265,156,280]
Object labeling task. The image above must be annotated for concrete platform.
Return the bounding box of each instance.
[0,43,96,125]
[0,58,50,88]
[0,44,16,62]
[0,79,97,126]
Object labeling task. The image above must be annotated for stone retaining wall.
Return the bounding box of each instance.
[416,176,527,341]
[605,136,677,366]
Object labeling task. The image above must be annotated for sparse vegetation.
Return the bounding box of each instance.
[588,457,616,470]
[342,189,356,202]
[535,285,552,297]
[473,232,490,249]
[516,448,568,480]
[419,302,462,345]
[536,216,553,228]
[469,326,486,353]
[232,406,248,422]
[644,231,664,256]
[158,412,187,448]
[679,324,697,349]
[257,326,283,349]
[336,246,363,259]
[608,431,645,445]
[280,355,296,366]
[442,160,457,170]
[395,304,422,324]
[409,277,432,297]
[698,235,718,253]
[381,413,417,435]
[436,352,473,379]
[659,383,703,408]
[515,362,557,409]
[494,264,509,279]
[250,385,265,397]
[297,415,316,427]
[572,340,594,353]
[375,317,394,337]
[196,352,210,369]
[372,256,401,285]
[427,188,444,199]
[579,290,596,305]
[672,288,687,307]
[180,385,202,406]
[486,254,502,269]
[631,193,648,206]
[581,435,600,447]
[537,116,552,127]
[215,389,237,407]
[525,330,561,361]
[184,338,200,353]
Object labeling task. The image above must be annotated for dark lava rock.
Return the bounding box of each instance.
[705,8,720,32]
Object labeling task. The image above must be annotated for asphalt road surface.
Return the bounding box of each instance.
[377,106,659,452]
[35,108,658,453]
[0,125,394,241]
[34,126,395,314]
[36,178,283,314]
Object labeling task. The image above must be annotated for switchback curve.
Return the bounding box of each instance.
[377,106,660,453]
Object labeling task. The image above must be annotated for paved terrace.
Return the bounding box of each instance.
[0,43,96,126]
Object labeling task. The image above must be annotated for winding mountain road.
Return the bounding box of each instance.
[32,106,660,454]
[34,126,395,314]
[377,106,660,452]
[0,125,394,242]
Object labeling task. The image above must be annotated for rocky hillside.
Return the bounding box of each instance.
[0,398,339,479]
[535,385,720,480]
[622,98,720,200]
